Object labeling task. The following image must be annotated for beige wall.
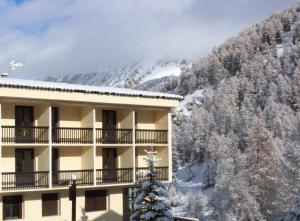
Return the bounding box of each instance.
[81,106,93,128]
[118,147,133,168]
[135,146,168,167]
[58,147,84,170]
[135,110,168,130]
[1,102,49,126]
[95,147,103,170]
[2,146,50,172]
[0,187,124,221]
[117,109,133,129]
[1,147,14,172]
[58,147,94,170]
[81,146,94,169]
[155,110,168,130]
[36,147,50,171]
[136,110,155,129]
[35,104,49,126]
[57,105,82,128]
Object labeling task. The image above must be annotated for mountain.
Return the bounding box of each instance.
[43,60,184,93]
[171,3,300,221]
[42,3,300,221]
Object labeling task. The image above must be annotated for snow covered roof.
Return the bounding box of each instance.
[0,78,183,100]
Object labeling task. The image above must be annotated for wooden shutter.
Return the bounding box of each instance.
[95,190,107,211]
[85,190,107,212]
[42,193,58,216]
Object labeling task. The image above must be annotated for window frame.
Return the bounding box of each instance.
[3,195,23,220]
[85,190,107,212]
[42,193,59,217]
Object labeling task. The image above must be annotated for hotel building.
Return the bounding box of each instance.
[0,78,181,221]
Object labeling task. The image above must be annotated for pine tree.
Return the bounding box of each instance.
[131,150,173,221]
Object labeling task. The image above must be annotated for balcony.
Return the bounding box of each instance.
[52,170,94,187]
[96,129,132,144]
[0,167,169,191]
[135,129,168,144]
[96,168,133,184]
[52,127,93,144]
[2,126,49,144]
[136,167,169,181]
[1,171,49,190]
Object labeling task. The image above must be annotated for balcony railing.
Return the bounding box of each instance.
[52,170,94,187]
[135,129,168,144]
[96,168,133,184]
[136,167,169,181]
[52,127,93,144]
[2,171,49,190]
[2,126,49,144]
[96,129,132,144]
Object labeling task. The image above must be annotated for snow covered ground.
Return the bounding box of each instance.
[276,30,294,57]
[170,163,214,218]
[175,90,204,117]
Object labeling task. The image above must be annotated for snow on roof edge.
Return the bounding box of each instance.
[0,78,183,100]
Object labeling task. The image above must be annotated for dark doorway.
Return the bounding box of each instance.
[102,110,117,143]
[15,149,34,186]
[52,107,59,143]
[102,148,117,182]
[52,148,59,185]
[15,106,34,143]
[123,188,138,221]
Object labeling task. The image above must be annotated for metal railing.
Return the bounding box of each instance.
[136,167,169,181]
[96,168,133,184]
[2,171,49,190]
[135,129,168,144]
[96,128,133,144]
[52,170,94,187]
[52,127,93,144]
[2,126,49,144]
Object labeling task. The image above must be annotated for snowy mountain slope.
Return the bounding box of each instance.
[276,30,294,57]
[170,163,213,218]
[43,61,185,91]
[140,63,181,84]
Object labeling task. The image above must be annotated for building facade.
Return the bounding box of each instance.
[0,78,181,221]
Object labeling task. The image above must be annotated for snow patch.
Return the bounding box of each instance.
[141,63,181,83]
[276,30,294,57]
[175,90,204,117]
[170,163,214,218]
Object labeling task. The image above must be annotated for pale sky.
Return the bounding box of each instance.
[0,0,297,78]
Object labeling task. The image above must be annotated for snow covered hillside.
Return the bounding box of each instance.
[170,163,213,219]
[43,60,184,91]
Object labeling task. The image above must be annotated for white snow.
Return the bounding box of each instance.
[276,30,294,57]
[170,162,214,217]
[141,63,181,83]
[0,78,183,100]
[175,90,204,117]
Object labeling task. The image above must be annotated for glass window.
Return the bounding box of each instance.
[3,195,22,220]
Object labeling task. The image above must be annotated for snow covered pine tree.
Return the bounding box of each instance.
[130,150,173,221]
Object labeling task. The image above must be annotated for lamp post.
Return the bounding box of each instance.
[69,175,77,221]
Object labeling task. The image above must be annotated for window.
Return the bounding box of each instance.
[3,195,22,220]
[85,190,107,212]
[42,193,58,216]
